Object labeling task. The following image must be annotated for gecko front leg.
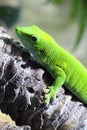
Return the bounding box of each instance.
[44,66,66,104]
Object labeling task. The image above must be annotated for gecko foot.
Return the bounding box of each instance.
[44,86,57,105]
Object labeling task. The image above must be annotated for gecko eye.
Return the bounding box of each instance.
[31,36,37,42]
[23,33,37,43]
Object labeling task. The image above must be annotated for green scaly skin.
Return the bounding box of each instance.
[16,25,87,104]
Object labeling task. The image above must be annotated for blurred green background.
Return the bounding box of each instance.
[0,0,87,66]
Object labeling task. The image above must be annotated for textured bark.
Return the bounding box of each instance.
[0,121,30,130]
[0,26,87,130]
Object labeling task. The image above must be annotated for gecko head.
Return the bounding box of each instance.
[15,25,55,59]
[16,25,40,50]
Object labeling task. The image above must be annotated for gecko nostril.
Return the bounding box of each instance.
[15,27,20,32]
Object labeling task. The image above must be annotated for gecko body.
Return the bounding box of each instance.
[16,25,87,104]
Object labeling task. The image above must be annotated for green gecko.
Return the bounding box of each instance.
[16,25,87,104]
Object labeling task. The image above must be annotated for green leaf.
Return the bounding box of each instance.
[73,0,87,50]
